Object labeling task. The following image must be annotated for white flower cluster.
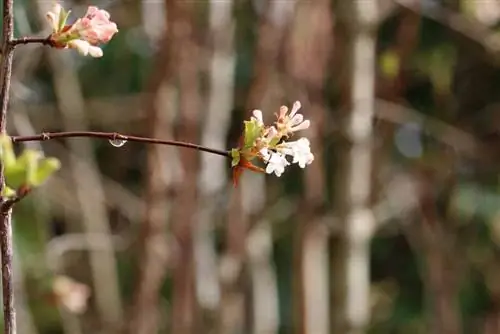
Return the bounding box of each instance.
[250,101,314,177]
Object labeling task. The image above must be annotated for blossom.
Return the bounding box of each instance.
[70,6,118,45]
[251,109,264,127]
[261,148,290,177]
[46,4,118,57]
[68,39,103,57]
[276,101,310,135]
[46,3,65,32]
[278,138,314,168]
[231,101,313,184]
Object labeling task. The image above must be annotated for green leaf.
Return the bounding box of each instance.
[0,135,16,168]
[32,158,61,187]
[243,119,262,149]
[16,150,41,188]
[1,186,16,198]
[231,148,241,167]
[58,8,71,32]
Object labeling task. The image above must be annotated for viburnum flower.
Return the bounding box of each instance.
[46,3,118,57]
[231,101,314,186]
[260,148,290,177]
[276,101,310,136]
[276,138,314,168]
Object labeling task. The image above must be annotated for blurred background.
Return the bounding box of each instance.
[5,0,500,333]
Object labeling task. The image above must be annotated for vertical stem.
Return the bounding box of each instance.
[1,0,14,130]
[0,209,14,334]
[0,0,16,333]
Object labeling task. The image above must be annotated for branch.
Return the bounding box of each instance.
[10,37,54,48]
[0,0,17,331]
[11,131,231,158]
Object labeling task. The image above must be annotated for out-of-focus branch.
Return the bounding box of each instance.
[395,0,500,64]
[331,1,378,332]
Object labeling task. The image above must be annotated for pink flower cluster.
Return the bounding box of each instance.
[46,4,118,57]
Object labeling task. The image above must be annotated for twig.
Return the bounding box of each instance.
[0,188,31,213]
[11,131,231,158]
[10,37,53,48]
[0,0,17,331]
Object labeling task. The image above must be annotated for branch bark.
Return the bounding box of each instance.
[0,0,17,331]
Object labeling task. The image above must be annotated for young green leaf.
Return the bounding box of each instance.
[0,135,16,168]
[59,8,71,32]
[230,148,241,167]
[32,158,61,186]
[1,186,16,198]
[243,119,263,149]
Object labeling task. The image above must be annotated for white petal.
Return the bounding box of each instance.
[252,109,263,124]
[290,114,304,126]
[46,4,62,25]
[289,101,302,118]
[290,120,310,132]
[88,45,103,57]
[68,39,90,55]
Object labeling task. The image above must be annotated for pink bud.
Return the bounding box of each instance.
[71,7,118,44]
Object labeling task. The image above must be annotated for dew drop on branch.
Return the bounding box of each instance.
[109,139,127,148]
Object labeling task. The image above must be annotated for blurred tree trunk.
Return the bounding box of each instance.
[195,0,236,327]
[127,9,174,334]
[416,170,462,334]
[331,1,378,333]
[284,0,333,333]
[168,0,202,333]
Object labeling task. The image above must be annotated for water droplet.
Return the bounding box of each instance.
[109,139,127,148]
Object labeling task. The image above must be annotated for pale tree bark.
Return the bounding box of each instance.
[331,1,378,333]
[284,0,333,333]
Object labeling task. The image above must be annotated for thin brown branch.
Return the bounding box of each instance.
[0,0,17,331]
[11,131,230,158]
[10,37,53,48]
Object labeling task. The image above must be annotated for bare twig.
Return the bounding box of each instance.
[11,131,230,158]
[0,0,17,331]
[10,37,53,47]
